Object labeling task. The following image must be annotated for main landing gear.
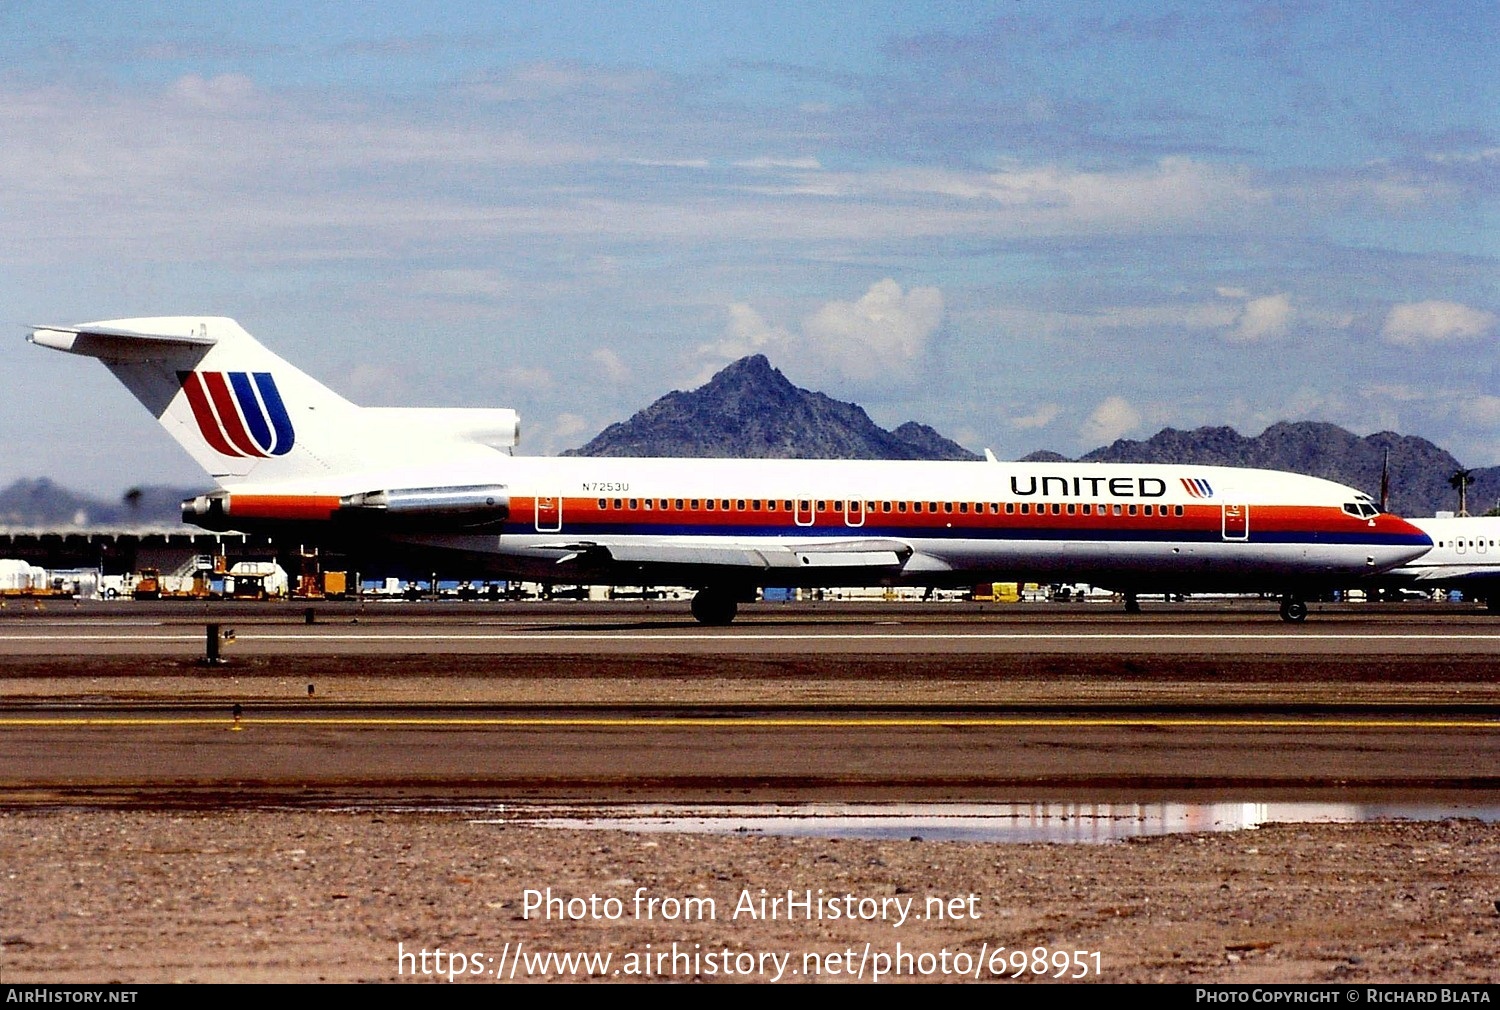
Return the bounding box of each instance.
[690,587,739,626]
[1278,595,1308,623]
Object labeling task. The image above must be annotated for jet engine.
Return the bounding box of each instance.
[338,484,510,527]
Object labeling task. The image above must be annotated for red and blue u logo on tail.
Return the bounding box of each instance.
[177,371,296,457]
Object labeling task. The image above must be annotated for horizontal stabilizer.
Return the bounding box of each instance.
[30,323,217,358]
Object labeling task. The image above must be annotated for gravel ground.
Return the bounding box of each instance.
[1,810,1497,984]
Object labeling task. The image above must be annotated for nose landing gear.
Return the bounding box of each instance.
[1278,595,1308,622]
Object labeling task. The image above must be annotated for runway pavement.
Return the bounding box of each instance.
[0,599,1497,807]
[3,597,1500,657]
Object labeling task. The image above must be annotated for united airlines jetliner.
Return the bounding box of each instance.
[30,317,1432,623]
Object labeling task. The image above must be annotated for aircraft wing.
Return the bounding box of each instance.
[533,538,914,573]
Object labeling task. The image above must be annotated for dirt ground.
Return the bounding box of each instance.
[3,609,1497,984]
[1,810,1496,984]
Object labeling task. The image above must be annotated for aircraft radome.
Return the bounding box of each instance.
[30,317,1432,624]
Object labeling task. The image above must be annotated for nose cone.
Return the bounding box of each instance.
[1376,513,1434,567]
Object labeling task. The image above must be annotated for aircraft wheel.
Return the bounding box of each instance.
[1487,596,1500,614]
[1279,597,1308,622]
[1123,593,1141,614]
[691,589,738,626]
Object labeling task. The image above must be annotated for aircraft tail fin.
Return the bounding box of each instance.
[30,317,516,488]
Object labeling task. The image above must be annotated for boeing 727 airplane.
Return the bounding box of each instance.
[30,317,1432,623]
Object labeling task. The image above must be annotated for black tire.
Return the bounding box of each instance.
[1123,594,1141,614]
[691,589,738,626]
[1279,598,1308,622]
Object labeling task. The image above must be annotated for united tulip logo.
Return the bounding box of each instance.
[178,371,295,457]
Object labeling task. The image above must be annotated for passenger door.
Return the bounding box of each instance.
[535,494,562,532]
[1221,503,1249,541]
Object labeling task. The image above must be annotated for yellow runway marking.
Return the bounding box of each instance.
[5,631,1500,643]
[1,716,1496,729]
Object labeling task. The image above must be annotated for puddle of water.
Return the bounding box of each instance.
[485,801,1500,844]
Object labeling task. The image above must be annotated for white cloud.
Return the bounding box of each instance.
[168,73,258,109]
[724,303,788,350]
[341,363,409,402]
[699,280,943,391]
[1080,396,1142,444]
[469,62,663,102]
[1093,301,1239,330]
[994,288,1261,348]
[782,158,1271,233]
[801,279,943,384]
[734,157,823,170]
[501,365,553,391]
[531,412,591,455]
[622,157,711,169]
[590,348,631,384]
[1226,293,1293,343]
[553,413,589,439]
[1460,394,1500,426]
[1381,301,1496,346]
[1009,404,1061,430]
[407,270,515,300]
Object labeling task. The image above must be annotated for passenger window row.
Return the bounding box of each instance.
[591,498,1188,517]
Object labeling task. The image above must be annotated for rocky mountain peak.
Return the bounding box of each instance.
[566,355,980,460]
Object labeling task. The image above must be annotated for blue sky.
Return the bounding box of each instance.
[3,2,1496,498]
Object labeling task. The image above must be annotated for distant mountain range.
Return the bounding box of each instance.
[1026,424,1498,519]
[567,354,1495,516]
[0,479,201,528]
[4,354,1495,525]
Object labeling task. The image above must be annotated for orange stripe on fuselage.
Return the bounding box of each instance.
[229,495,341,521]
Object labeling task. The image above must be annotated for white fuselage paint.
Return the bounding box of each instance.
[232,453,1432,591]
